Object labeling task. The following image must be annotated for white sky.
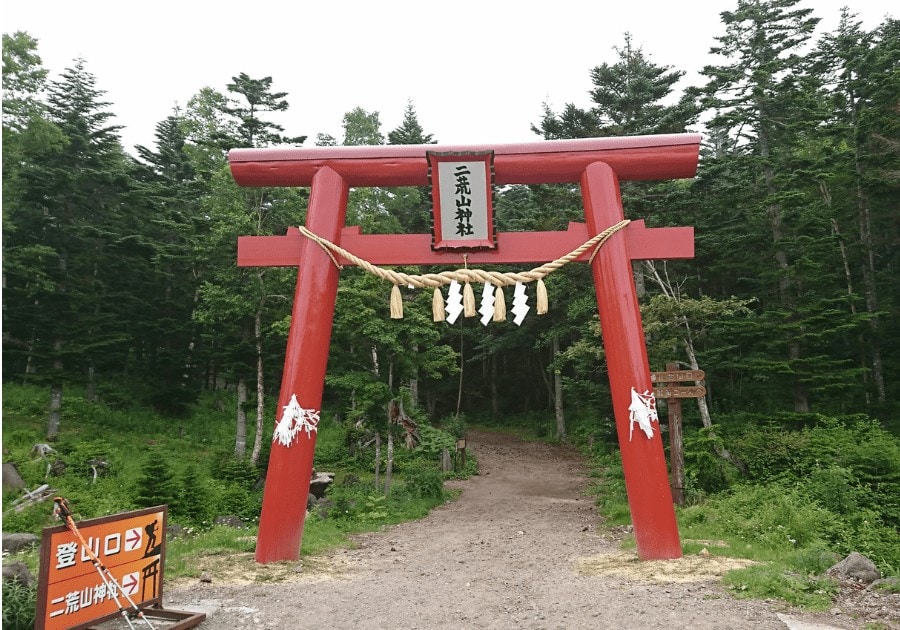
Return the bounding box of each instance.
[3,1,894,154]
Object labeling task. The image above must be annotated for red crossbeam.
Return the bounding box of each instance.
[229,134,700,187]
[238,220,693,268]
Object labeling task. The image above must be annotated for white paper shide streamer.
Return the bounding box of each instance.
[512,282,530,326]
[628,387,658,440]
[479,282,495,326]
[445,280,464,324]
[273,394,321,447]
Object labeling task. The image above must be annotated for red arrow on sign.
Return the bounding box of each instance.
[125,528,142,551]
[120,572,139,595]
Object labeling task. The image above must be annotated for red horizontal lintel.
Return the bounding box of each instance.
[237,221,693,268]
[229,134,700,188]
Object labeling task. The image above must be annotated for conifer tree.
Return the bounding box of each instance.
[700,0,827,411]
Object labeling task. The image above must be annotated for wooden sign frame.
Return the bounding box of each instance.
[35,505,204,630]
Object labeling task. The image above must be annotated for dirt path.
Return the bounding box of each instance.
[161,430,893,629]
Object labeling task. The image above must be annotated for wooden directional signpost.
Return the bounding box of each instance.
[651,364,707,505]
[35,505,204,630]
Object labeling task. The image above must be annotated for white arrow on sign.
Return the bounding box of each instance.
[120,571,139,595]
[124,527,142,552]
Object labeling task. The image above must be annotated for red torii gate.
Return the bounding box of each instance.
[230,133,700,564]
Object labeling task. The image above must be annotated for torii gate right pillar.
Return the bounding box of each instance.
[582,161,681,559]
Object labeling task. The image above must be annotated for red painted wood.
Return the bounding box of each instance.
[237,221,694,268]
[254,167,349,564]
[581,161,682,560]
[229,134,700,187]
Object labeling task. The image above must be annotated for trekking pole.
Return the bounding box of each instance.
[52,497,156,629]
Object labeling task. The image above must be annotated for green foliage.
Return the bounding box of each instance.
[404,467,445,500]
[417,422,458,457]
[722,563,838,609]
[439,414,467,439]
[133,450,181,510]
[726,415,900,528]
[585,449,632,526]
[682,427,741,498]
[178,463,212,525]
[1,578,37,630]
[702,483,832,550]
[210,453,260,490]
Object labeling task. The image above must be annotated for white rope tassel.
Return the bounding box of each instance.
[628,388,658,440]
[273,394,321,447]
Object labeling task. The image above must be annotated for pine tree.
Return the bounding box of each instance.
[190,76,305,461]
[4,55,134,437]
[130,114,207,413]
[816,14,898,406]
[700,0,829,412]
[387,100,435,145]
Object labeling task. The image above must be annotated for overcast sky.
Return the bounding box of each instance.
[4,1,894,154]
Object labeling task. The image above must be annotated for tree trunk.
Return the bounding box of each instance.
[371,345,380,375]
[251,308,265,465]
[552,337,566,440]
[854,156,886,403]
[537,352,553,410]
[830,215,872,400]
[235,375,248,457]
[490,353,499,420]
[632,261,646,298]
[48,384,63,440]
[426,388,437,421]
[385,431,394,496]
[409,344,419,409]
[456,331,464,416]
[47,336,64,440]
[644,261,747,475]
[86,365,96,403]
[837,83,887,404]
[374,432,382,491]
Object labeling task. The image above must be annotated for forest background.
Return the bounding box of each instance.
[2,0,899,620]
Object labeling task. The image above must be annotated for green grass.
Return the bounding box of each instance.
[1,380,474,615]
[568,420,900,613]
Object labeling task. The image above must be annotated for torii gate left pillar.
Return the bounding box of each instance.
[230,134,700,564]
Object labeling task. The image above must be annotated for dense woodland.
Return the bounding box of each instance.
[3,2,898,455]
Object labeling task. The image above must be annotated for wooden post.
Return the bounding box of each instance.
[651,365,706,507]
[254,167,349,564]
[666,362,685,506]
[581,161,681,560]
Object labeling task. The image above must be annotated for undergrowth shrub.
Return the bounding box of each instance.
[726,415,900,523]
[705,483,833,550]
[2,579,36,630]
[404,467,445,499]
[211,453,259,486]
[417,423,456,454]
[682,427,740,498]
[133,450,181,510]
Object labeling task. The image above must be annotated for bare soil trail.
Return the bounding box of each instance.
[162,429,897,629]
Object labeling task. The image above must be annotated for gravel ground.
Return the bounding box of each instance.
[150,429,897,630]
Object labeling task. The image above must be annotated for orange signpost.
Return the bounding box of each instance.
[36,505,204,630]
